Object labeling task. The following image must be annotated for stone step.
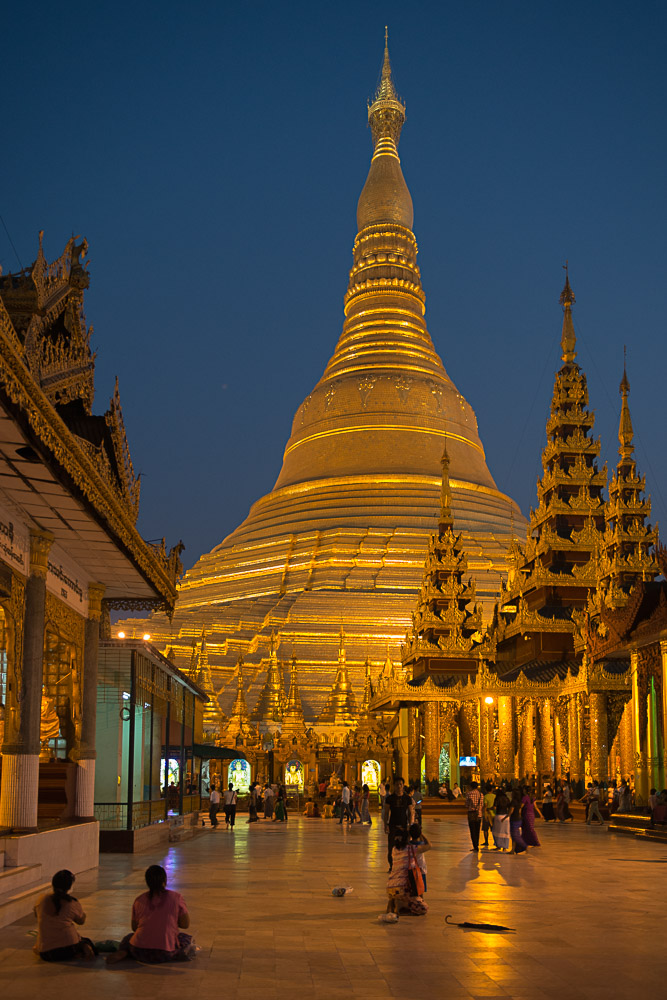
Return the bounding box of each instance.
[0,864,43,896]
[0,875,50,930]
[168,825,194,843]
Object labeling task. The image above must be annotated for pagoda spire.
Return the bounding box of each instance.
[250,629,285,724]
[439,440,454,531]
[280,653,307,739]
[560,264,577,364]
[596,358,658,608]
[225,655,255,741]
[195,631,226,734]
[318,627,358,723]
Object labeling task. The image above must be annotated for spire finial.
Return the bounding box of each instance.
[619,349,634,459]
[440,437,454,528]
[559,263,577,363]
[367,31,405,149]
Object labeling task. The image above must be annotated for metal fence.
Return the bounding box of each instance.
[94,796,202,830]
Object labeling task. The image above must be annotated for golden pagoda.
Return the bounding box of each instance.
[118,37,525,723]
[250,630,287,728]
[279,654,308,741]
[224,657,257,744]
[195,632,227,735]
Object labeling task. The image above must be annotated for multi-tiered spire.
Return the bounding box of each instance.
[318,628,359,723]
[225,656,256,742]
[403,444,489,675]
[195,632,226,734]
[494,273,607,668]
[596,360,658,607]
[280,653,308,740]
[250,630,286,725]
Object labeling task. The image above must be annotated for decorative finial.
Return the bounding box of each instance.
[618,350,634,459]
[559,264,577,364]
[368,31,405,149]
[440,438,454,528]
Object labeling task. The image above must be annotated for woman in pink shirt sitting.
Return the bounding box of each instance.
[107,864,195,964]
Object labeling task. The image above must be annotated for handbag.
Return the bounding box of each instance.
[406,846,425,897]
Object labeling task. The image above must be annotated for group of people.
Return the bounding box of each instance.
[337,781,373,825]
[208,781,289,828]
[34,865,195,965]
[465,781,541,854]
[378,776,431,920]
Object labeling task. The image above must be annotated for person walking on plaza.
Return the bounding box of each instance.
[263,783,274,819]
[521,786,541,846]
[465,781,484,851]
[338,781,353,824]
[509,789,528,854]
[482,781,496,848]
[379,777,388,821]
[223,782,237,829]
[352,785,362,823]
[618,778,632,813]
[492,790,511,851]
[384,776,415,871]
[541,784,556,822]
[412,780,423,828]
[106,865,194,965]
[586,782,605,826]
[34,870,96,962]
[360,783,372,825]
[208,784,220,828]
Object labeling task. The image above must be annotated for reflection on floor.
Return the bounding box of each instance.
[0,812,664,999]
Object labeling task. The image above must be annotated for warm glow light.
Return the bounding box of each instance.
[485,696,494,705]
[117,631,125,639]
[143,633,151,641]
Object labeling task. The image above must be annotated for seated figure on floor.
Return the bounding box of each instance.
[34,869,97,962]
[107,864,195,964]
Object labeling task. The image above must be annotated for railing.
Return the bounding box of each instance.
[94,797,201,830]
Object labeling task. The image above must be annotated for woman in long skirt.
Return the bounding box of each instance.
[521,786,541,847]
[492,791,511,851]
[247,783,259,823]
[509,791,527,854]
[541,784,556,822]
[360,783,372,825]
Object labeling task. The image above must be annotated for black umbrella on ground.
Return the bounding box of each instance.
[445,914,514,932]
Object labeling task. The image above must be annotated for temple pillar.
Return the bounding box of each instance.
[478,698,493,780]
[661,642,667,787]
[589,692,609,781]
[497,696,514,781]
[406,706,421,784]
[619,700,633,779]
[75,583,105,820]
[536,698,554,776]
[553,708,563,781]
[567,694,583,781]
[423,701,440,786]
[0,528,54,831]
[519,699,534,779]
[647,679,661,792]
[631,651,649,805]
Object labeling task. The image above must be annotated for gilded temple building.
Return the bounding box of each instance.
[373,276,662,795]
[0,233,181,888]
[118,40,525,774]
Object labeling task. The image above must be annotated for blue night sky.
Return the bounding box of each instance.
[2,1,667,569]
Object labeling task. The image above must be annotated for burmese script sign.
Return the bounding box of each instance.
[0,503,29,574]
[47,543,89,617]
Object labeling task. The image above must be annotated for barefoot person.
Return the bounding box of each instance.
[34,870,97,962]
[107,864,194,964]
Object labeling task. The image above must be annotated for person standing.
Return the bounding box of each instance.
[465,781,484,851]
[223,782,237,829]
[492,790,510,851]
[247,782,259,823]
[360,783,372,825]
[379,778,389,825]
[541,784,556,822]
[339,781,353,824]
[263,783,274,820]
[412,781,423,828]
[509,789,528,854]
[521,786,541,847]
[208,784,221,828]
[384,777,415,871]
[482,781,496,848]
[586,782,604,826]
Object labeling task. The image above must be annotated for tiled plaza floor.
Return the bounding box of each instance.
[0,812,663,999]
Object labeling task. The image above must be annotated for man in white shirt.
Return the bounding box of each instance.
[339,781,353,824]
[209,784,221,828]
[223,783,238,829]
